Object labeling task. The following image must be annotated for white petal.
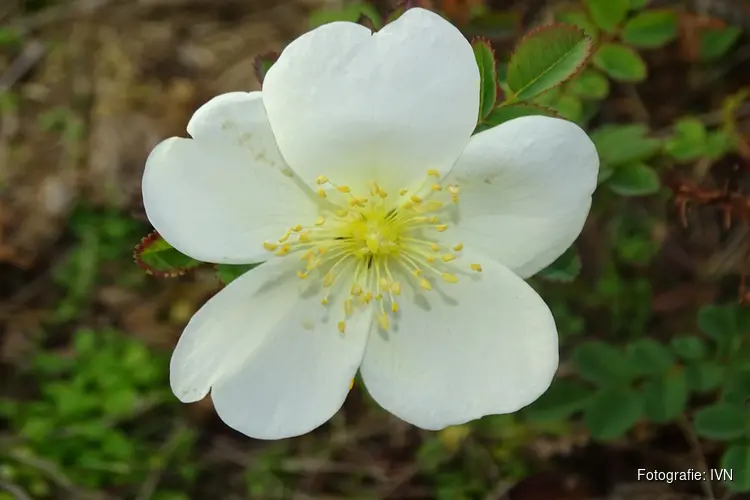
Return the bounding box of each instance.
[263,8,479,194]
[441,116,599,278]
[360,253,558,430]
[186,91,288,173]
[171,257,373,439]
[142,137,317,264]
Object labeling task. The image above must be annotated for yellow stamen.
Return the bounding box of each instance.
[338,321,346,333]
[470,263,483,272]
[442,273,459,283]
[263,241,278,251]
[453,243,464,252]
[316,175,329,185]
[441,254,456,263]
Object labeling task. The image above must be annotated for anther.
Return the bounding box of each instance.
[427,169,440,177]
[410,194,422,204]
[351,284,362,296]
[323,273,334,287]
[338,321,346,333]
[299,232,311,243]
[399,188,409,196]
[441,273,459,283]
[426,256,436,263]
[391,302,399,313]
[279,229,291,242]
[419,278,432,291]
[337,185,351,193]
[435,224,448,232]
[314,216,326,226]
[377,313,389,330]
[316,175,329,185]
[441,253,456,262]
[344,299,353,317]
[390,282,401,295]
[470,263,483,272]
[430,243,440,252]
[297,271,309,280]
[317,188,327,198]
[263,241,278,251]
[321,297,329,305]
[453,243,464,252]
[430,184,443,191]
[291,224,303,232]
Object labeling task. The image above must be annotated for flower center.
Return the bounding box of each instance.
[263,170,482,333]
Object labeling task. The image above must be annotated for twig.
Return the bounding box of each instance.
[0,40,45,95]
[0,479,32,500]
[135,424,189,500]
[678,415,716,500]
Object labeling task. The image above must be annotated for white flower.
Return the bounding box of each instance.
[142,8,599,439]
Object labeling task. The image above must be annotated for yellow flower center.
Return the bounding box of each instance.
[263,170,482,333]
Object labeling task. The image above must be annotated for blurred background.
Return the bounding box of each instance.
[2,0,750,499]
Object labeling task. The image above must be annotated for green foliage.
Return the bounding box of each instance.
[567,68,610,100]
[722,444,750,492]
[574,341,634,386]
[699,25,742,61]
[607,163,661,196]
[536,247,582,282]
[665,118,709,162]
[641,370,688,423]
[478,103,557,130]
[524,379,594,422]
[694,403,748,440]
[591,124,661,168]
[593,43,647,82]
[473,38,498,120]
[698,304,750,348]
[308,1,382,29]
[505,24,591,103]
[621,10,678,49]
[216,263,260,285]
[583,0,629,34]
[134,232,204,278]
[584,387,642,440]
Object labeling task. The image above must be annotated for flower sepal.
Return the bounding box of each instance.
[134,231,204,278]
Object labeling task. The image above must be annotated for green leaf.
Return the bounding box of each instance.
[473,38,497,120]
[591,124,661,166]
[479,104,558,130]
[621,10,679,48]
[574,341,634,386]
[723,368,750,404]
[686,362,725,393]
[665,118,708,161]
[309,2,382,29]
[583,0,629,33]
[642,370,688,423]
[694,403,748,440]
[556,9,599,39]
[630,0,649,9]
[722,444,750,492]
[700,26,742,61]
[253,52,277,85]
[134,232,203,277]
[607,163,660,196]
[706,130,735,160]
[524,379,595,422]
[593,43,647,82]
[698,304,750,344]
[537,247,582,283]
[552,94,583,122]
[584,387,643,440]
[506,24,592,102]
[567,68,610,100]
[627,339,674,375]
[671,336,708,361]
[216,263,260,285]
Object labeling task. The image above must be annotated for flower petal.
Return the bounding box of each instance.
[360,253,558,430]
[171,257,373,439]
[186,92,288,173]
[262,8,479,194]
[440,116,599,278]
[142,136,317,264]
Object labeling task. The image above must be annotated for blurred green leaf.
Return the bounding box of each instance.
[591,124,661,167]
[574,341,634,386]
[216,263,260,285]
[473,38,497,120]
[686,362,724,393]
[699,25,742,61]
[630,0,649,8]
[608,163,660,196]
[567,68,610,100]
[525,379,595,422]
[627,339,674,375]
[308,2,382,29]
[665,118,708,161]
[621,10,678,48]
[552,94,583,122]
[134,232,203,277]
[694,403,748,440]
[583,0,629,33]
[556,9,599,39]
[641,369,688,423]
[253,52,277,85]
[706,130,735,160]
[698,304,750,344]
[722,444,750,492]
[481,103,558,129]
[506,24,591,102]
[722,368,750,404]
[671,336,708,361]
[593,43,647,82]
[584,387,643,440]
[537,247,582,282]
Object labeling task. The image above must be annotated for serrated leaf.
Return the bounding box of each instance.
[506,24,591,102]
[567,68,610,100]
[665,117,708,161]
[524,378,595,422]
[627,339,674,375]
[583,0,629,33]
[686,362,725,393]
[722,444,750,492]
[552,94,583,122]
[537,247,582,282]
[309,2,382,29]
[694,403,748,440]
[556,9,599,39]
[671,336,708,361]
[253,52,278,85]
[216,263,260,286]
[591,124,661,166]
[473,38,497,120]
[722,368,750,404]
[621,10,678,48]
[698,304,750,344]
[700,25,741,61]
[574,341,634,386]
[593,43,647,82]
[134,232,203,277]
[642,370,688,423]
[477,104,558,132]
[607,162,661,196]
[584,387,643,440]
